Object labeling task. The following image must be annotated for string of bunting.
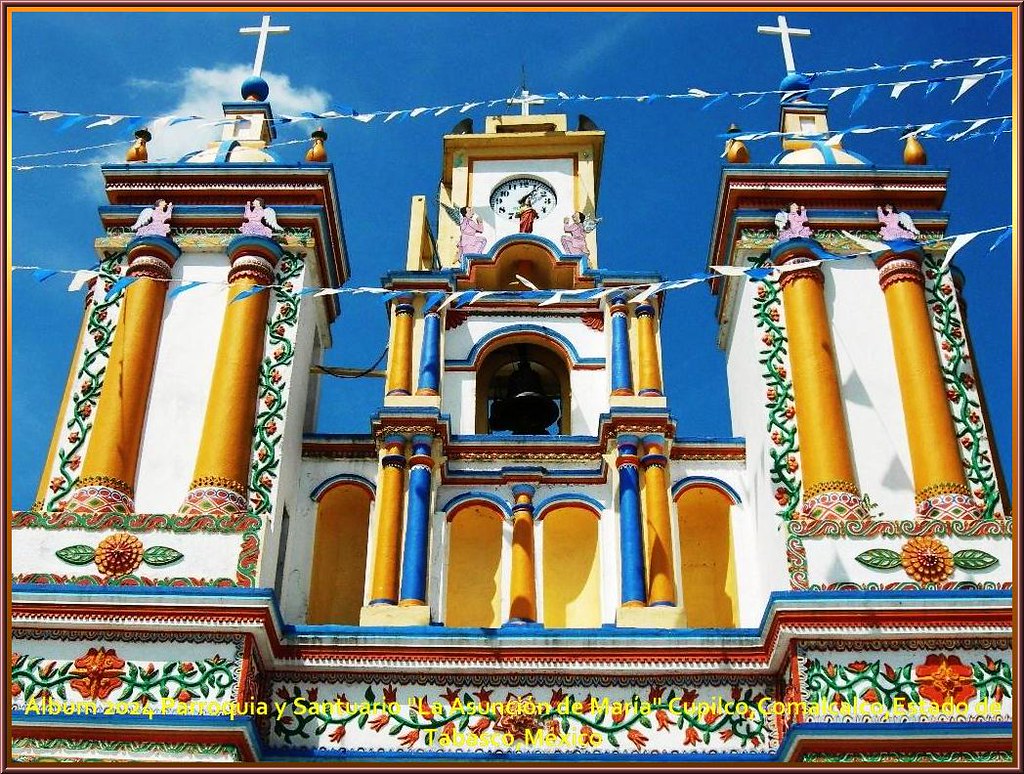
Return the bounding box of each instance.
[12,64,1010,137]
[13,224,1011,306]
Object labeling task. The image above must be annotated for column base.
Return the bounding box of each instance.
[802,488,867,520]
[179,484,248,516]
[615,605,686,629]
[359,604,431,627]
[66,477,135,515]
[916,490,979,519]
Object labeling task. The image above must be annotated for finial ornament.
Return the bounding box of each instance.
[126,128,151,163]
[724,123,750,163]
[903,133,928,165]
[240,199,284,238]
[239,15,290,78]
[774,203,812,242]
[130,200,173,238]
[757,15,812,75]
[878,204,921,241]
[305,126,328,162]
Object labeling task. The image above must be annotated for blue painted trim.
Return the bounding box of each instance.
[126,234,182,260]
[445,323,604,368]
[399,464,434,603]
[670,476,742,504]
[227,234,285,261]
[310,473,376,502]
[439,491,512,519]
[534,493,606,520]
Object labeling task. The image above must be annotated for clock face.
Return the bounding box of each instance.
[489,177,558,221]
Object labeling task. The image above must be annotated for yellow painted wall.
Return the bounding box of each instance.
[542,506,601,628]
[307,485,373,625]
[675,487,738,628]
[445,504,503,627]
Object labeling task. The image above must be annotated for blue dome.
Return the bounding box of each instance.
[779,72,813,92]
[241,75,270,101]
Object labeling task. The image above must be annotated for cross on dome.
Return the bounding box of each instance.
[757,15,811,75]
[240,14,290,77]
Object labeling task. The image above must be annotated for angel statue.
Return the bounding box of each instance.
[877,204,921,241]
[775,203,813,242]
[240,198,284,238]
[560,211,600,255]
[130,200,173,238]
[441,202,489,260]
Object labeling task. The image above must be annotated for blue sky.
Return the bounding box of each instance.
[9,10,1014,509]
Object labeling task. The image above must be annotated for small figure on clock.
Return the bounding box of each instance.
[516,191,539,233]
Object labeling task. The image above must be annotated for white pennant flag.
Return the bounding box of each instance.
[775,259,822,272]
[384,111,405,122]
[948,118,992,142]
[890,81,919,99]
[828,86,855,100]
[940,232,980,270]
[459,101,483,113]
[687,88,713,98]
[85,115,128,129]
[711,266,750,277]
[31,111,65,121]
[630,282,664,304]
[466,290,497,305]
[663,278,705,290]
[68,270,99,291]
[437,292,464,311]
[538,290,565,307]
[951,74,986,103]
[409,107,429,118]
[841,230,890,254]
[901,123,936,140]
[351,113,377,123]
[974,56,999,68]
[314,287,345,297]
[433,105,455,116]
[514,274,539,291]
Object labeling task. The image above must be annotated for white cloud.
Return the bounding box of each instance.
[82,65,331,175]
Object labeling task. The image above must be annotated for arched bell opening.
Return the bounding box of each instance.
[475,341,571,435]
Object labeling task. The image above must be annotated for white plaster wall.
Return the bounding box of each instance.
[826,259,916,519]
[723,278,794,606]
[568,369,607,435]
[444,314,606,362]
[469,158,577,246]
[134,252,229,513]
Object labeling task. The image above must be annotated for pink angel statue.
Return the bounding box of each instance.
[458,206,488,258]
[130,200,173,238]
[775,203,813,242]
[878,204,921,241]
[240,199,283,238]
[560,211,592,255]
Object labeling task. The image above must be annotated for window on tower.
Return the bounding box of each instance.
[475,342,571,435]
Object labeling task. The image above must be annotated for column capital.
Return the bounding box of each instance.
[126,236,181,280]
[875,250,925,290]
[774,251,824,289]
[634,302,656,319]
[226,235,283,284]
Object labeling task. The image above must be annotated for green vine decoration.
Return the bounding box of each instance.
[922,257,1001,519]
[46,253,127,510]
[11,651,235,705]
[272,686,772,751]
[249,251,304,516]
[753,281,800,521]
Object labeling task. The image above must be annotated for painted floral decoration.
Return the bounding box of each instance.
[915,654,976,705]
[492,693,542,741]
[899,536,954,583]
[69,647,126,700]
[94,533,144,576]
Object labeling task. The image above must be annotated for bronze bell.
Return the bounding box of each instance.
[488,348,560,435]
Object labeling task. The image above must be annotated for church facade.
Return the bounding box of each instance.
[9,35,1013,764]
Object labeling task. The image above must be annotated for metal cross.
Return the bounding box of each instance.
[239,15,290,77]
[507,66,548,116]
[757,15,811,74]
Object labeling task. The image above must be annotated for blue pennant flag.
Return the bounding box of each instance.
[700,93,729,111]
[32,268,59,282]
[231,285,267,304]
[168,280,203,299]
[424,291,446,310]
[687,271,716,281]
[646,94,664,103]
[745,267,774,281]
[122,116,148,134]
[379,290,403,303]
[987,56,1010,70]
[105,275,139,300]
[924,80,942,97]
[56,115,89,132]
[987,70,1011,102]
[849,84,875,116]
[989,227,1011,252]
[741,93,767,110]
[295,286,321,297]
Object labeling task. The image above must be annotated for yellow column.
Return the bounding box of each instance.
[180,237,280,515]
[508,484,538,623]
[385,296,415,396]
[634,302,663,397]
[640,437,676,606]
[876,251,976,518]
[68,237,180,514]
[368,436,407,605]
[776,252,864,519]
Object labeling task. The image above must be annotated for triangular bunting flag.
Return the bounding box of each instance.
[951,74,986,103]
[940,231,980,270]
[168,280,202,299]
[105,275,139,300]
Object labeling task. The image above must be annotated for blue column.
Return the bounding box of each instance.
[616,435,647,606]
[398,435,434,606]
[610,295,634,396]
[416,310,441,396]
